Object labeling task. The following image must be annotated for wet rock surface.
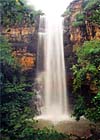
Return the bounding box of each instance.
[35,118,100,139]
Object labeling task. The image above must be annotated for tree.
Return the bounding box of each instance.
[0,36,35,139]
[72,40,100,122]
[72,0,100,27]
[1,0,43,28]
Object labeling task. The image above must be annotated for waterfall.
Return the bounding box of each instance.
[36,14,70,122]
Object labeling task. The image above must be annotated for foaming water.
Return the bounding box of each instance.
[36,15,70,122]
[34,115,71,124]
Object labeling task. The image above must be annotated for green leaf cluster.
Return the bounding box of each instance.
[0,36,15,66]
[72,40,100,122]
[89,9,100,25]
[72,13,85,27]
[1,0,43,27]
[72,0,100,27]
[83,0,100,25]
[0,36,35,139]
[73,93,100,122]
[72,96,86,121]
[83,0,99,10]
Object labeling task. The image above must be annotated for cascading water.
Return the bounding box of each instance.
[36,14,70,122]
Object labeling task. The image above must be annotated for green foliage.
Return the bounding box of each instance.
[72,21,83,27]
[77,40,100,65]
[72,96,86,121]
[72,40,100,122]
[89,9,100,25]
[0,36,35,139]
[73,93,100,122]
[1,0,43,27]
[72,65,86,93]
[33,128,69,140]
[1,0,24,26]
[83,0,100,25]
[17,126,72,140]
[72,13,85,27]
[85,92,100,122]
[0,36,15,65]
[83,0,99,10]
[72,0,100,27]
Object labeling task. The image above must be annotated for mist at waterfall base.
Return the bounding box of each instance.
[34,13,71,123]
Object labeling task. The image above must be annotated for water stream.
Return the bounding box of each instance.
[36,15,70,122]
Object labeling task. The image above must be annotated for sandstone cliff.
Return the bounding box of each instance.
[64,0,100,46]
[63,0,100,93]
[2,19,39,74]
[2,0,100,83]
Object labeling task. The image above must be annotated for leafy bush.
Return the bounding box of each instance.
[83,0,99,10]
[1,0,43,27]
[76,13,85,21]
[34,128,69,140]
[85,92,100,122]
[73,92,100,122]
[72,13,85,27]
[0,36,35,139]
[72,21,84,27]
[72,0,100,27]
[72,96,86,121]
[83,0,100,25]
[72,40,100,122]
[89,9,100,25]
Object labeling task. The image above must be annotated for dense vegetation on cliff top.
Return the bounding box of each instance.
[1,0,43,27]
[72,0,100,27]
[0,0,100,139]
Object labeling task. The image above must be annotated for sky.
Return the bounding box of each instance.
[26,0,73,16]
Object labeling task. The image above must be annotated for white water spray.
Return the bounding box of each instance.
[36,14,70,122]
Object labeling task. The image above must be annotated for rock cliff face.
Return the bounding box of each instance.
[2,0,100,88]
[64,0,100,45]
[2,18,39,74]
[63,0,100,92]
[63,0,100,101]
[2,15,40,83]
